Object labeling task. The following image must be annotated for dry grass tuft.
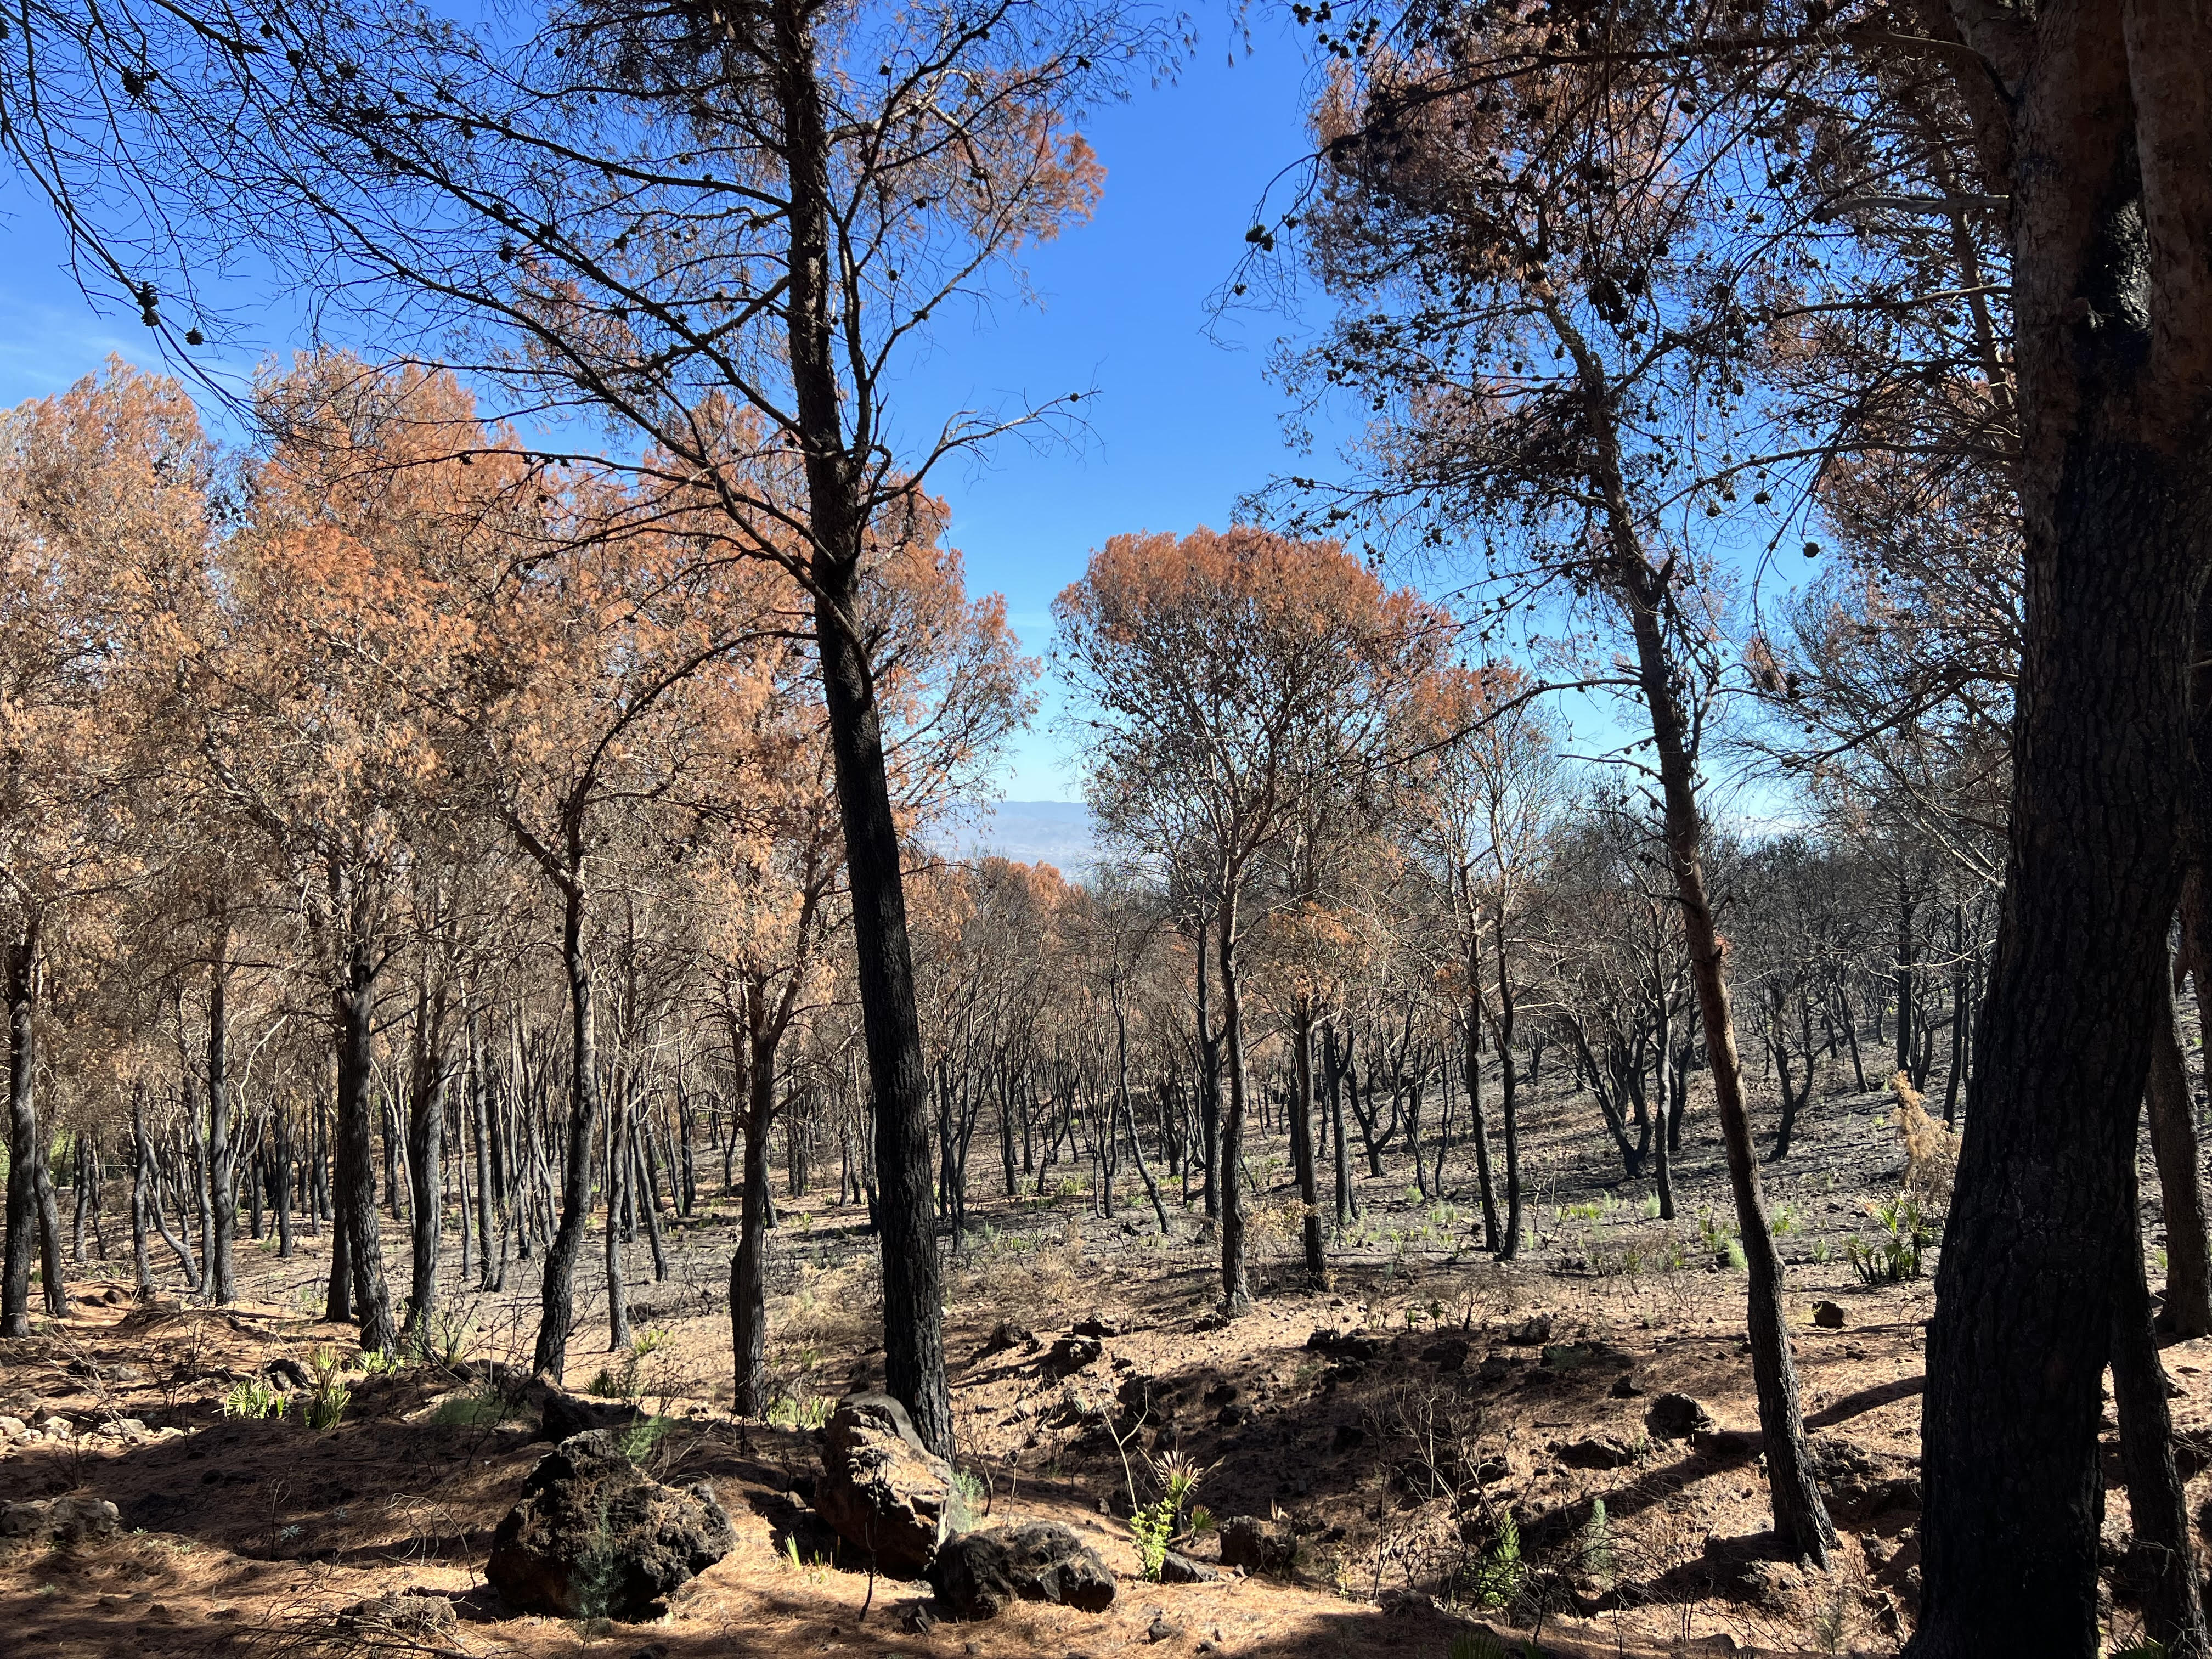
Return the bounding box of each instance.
[1890,1072,1958,1201]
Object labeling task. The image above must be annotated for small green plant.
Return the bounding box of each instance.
[1811,1238,1833,1266]
[1768,1202,1803,1237]
[591,1328,673,1401]
[1847,1192,1937,1284]
[781,1533,831,1583]
[1810,1569,1852,1655]
[358,1347,403,1379]
[1466,1514,1524,1609]
[413,1306,477,1370]
[1128,1449,1212,1581]
[222,1377,286,1421]
[1695,1205,1741,1268]
[431,1383,522,1427]
[301,1346,352,1431]
[1578,1497,1614,1590]
[617,1415,673,1463]
[1446,1638,1530,1659]
[765,1392,833,1431]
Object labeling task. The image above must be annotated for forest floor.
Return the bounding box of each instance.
[2,1061,2201,1659]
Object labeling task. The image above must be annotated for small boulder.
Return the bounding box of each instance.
[813,1393,959,1577]
[1072,1314,1123,1339]
[928,1522,1116,1619]
[1609,1372,1647,1399]
[336,1593,459,1639]
[1422,1337,1471,1373]
[1560,1435,1637,1470]
[975,1321,1034,1361]
[0,1502,52,1538]
[486,1431,733,1620]
[1812,1301,1847,1330]
[0,1415,26,1440]
[2,1496,120,1542]
[1160,1550,1218,1584]
[1218,1515,1301,1578]
[266,1357,313,1392]
[540,1387,644,1444]
[1046,1334,1105,1376]
[1646,1392,1715,1441]
[1506,1313,1554,1346]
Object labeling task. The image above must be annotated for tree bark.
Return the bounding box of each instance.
[2112,1127,2209,1655]
[404,978,446,1337]
[334,939,396,1352]
[2147,973,2212,1338]
[1623,568,1835,1566]
[1288,1008,1325,1283]
[533,874,600,1379]
[1215,888,1251,1313]
[1,913,57,1334]
[731,995,775,1418]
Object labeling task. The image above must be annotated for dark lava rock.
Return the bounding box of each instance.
[927,1522,1117,1619]
[1812,1301,1847,1329]
[1609,1372,1647,1399]
[1046,1335,1106,1376]
[1218,1515,1301,1578]
[1646,1392,1716,1441]
[1160,1550,1218,1584]
[335,1593,458,1639]
[540,1386,645,1444]
[1506,1313,1555,1346]
[814,1393,961,1577]
[1421,1337,1471,1372]
[1559,1435,1637,1470]
[486,1431,734,1620]
[975,1321,1034,1361]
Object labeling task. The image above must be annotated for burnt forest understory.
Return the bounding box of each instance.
[3,1039,2199,1659]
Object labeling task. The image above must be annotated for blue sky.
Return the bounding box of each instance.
[0,16,1348,805]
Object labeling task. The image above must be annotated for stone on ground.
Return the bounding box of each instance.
[927,1521,1117,1619]
[486,1430,734,1620]
[812,1392,961,1577]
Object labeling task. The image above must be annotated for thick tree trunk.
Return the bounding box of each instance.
[1901,0,2212,1645]
[815,592,950,1451]
[759,0,951,1454]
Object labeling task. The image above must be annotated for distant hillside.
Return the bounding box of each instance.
[938,799,1099,876]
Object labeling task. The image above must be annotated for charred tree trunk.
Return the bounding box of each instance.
[1288,1008,1324,1283]
[1216,888,1252,1313]
[1621,562,1834,1566]
[2146,974,2211,1336]
[731,996,777,1419]
[532,873,601,1379]
[334,940,396,1353]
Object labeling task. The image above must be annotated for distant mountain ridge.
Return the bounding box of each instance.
[937,799,1099,875]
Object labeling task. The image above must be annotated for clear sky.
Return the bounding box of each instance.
[0,16,1348,806]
